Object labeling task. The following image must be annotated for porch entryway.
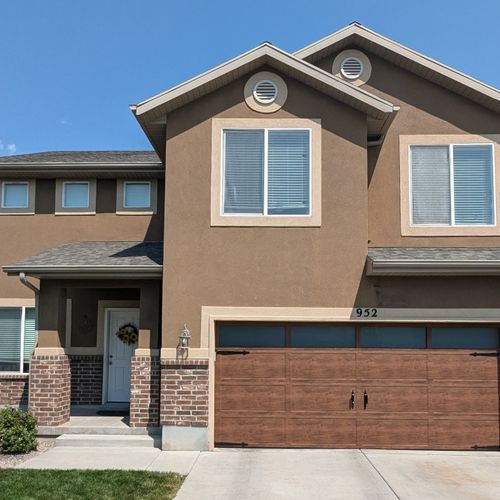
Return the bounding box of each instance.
[2,240,163,438]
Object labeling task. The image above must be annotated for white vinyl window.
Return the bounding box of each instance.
[222,128,311,216]
[124,182,151,208]
[410,144,495,226]
[1,182,29,209]
[0,307,36,373]
[62,182,90,209]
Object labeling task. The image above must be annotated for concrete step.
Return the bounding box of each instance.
[55,434,161,448]
[39,426,161,437]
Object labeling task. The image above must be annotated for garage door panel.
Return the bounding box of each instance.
[431,418,500,449]
[356,352,427,380]
[288,352,356,380]
[429,386,499,414]
[287,418,356,447]
[215,335,499,450]
[357,418,429,448]
[216,416,286,446]
[361,385,428,413]
[217,384,286,412]
[289,384,354,412]
[216,352,286,380]
[428,352,498,381]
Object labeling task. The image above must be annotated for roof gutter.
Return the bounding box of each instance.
[5,266,163,280]
[367,258,500,276]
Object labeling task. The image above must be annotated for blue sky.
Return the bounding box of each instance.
[1,0,499,156]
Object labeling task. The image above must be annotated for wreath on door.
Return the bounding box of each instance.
[115,323,139,345]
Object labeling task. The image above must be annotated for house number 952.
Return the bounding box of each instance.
[355,308,378,318]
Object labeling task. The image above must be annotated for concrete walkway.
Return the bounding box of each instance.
[17,447,199,475]
[17,447,500,499]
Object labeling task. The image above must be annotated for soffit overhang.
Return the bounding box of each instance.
[131,43,398,158]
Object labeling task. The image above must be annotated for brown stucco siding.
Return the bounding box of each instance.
[163,71,368,347]
[315,50,500,248]
[69,288,140,348]
[0,179,164,298]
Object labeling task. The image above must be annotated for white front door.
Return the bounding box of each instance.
[106,308,139,402]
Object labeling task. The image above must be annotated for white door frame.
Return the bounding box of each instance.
[102,307,139,404]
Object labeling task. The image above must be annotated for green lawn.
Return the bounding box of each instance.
[0,469,185,500]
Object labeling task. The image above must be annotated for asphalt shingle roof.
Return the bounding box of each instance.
[368,247,500,262]
[4,241,163,272]
[0,151,161,165]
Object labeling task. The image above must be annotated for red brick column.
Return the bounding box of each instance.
[160,360,209,428]
[130,356,160,427]
[29,354,71,426]
[0,374,29,407]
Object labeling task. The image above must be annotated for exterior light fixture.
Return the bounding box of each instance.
[178,324,191,350]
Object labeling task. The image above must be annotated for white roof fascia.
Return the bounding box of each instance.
[133,42,396,118]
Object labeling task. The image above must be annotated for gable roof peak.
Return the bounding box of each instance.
[294,23,500,114]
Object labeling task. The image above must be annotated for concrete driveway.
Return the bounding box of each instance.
[176,448,500,500]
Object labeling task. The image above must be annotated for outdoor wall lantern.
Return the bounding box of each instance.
[178,324,191,351]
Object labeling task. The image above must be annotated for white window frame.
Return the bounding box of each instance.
[409,143,496,228]
[1,182,29,209]
[221,127,313,218]
[0,306,36,375]
[123,181,151,209]
[62,181,90,209]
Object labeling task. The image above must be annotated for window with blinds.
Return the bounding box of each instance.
[0,307,36,373]
[223,128,311,216]
[410,144,494,226]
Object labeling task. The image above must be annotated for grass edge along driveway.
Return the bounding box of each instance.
[0,469,185,500]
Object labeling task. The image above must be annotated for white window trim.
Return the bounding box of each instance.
[0,306,36,375]
[409,143,496,228]
[400,134,500,237]
[62,181,90,209]
[123,181,152,209]
[1,181,29,209]
[221,127,313,218]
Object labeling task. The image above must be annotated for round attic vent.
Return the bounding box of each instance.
[253,80,278,104]
[340,57,364,80]
[244,72,287,113]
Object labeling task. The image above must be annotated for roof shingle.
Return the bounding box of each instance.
[0,151,161,165]
[3,241,163,278]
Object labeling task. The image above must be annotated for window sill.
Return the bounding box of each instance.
[55,211,96,216]
[402,225,500,237]
[116,210,155,216]
[0,212,35,216]
[211,214,321,227]
[0,372,29,378]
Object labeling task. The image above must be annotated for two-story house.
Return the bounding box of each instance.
[1,23,500,451]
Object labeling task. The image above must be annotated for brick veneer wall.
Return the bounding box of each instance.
[160,359,209,427]
[130,356,160,427]
[0,374,29,407]
[69,355,103,405]
[29,354,71,426]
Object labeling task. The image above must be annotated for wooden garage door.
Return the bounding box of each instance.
[215,324,500,450]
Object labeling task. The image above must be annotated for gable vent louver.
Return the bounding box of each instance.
[253,80,278,104]
[340,57,363,80]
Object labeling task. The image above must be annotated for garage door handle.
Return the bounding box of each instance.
[363,390,368,410]
[350,390,355,409]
